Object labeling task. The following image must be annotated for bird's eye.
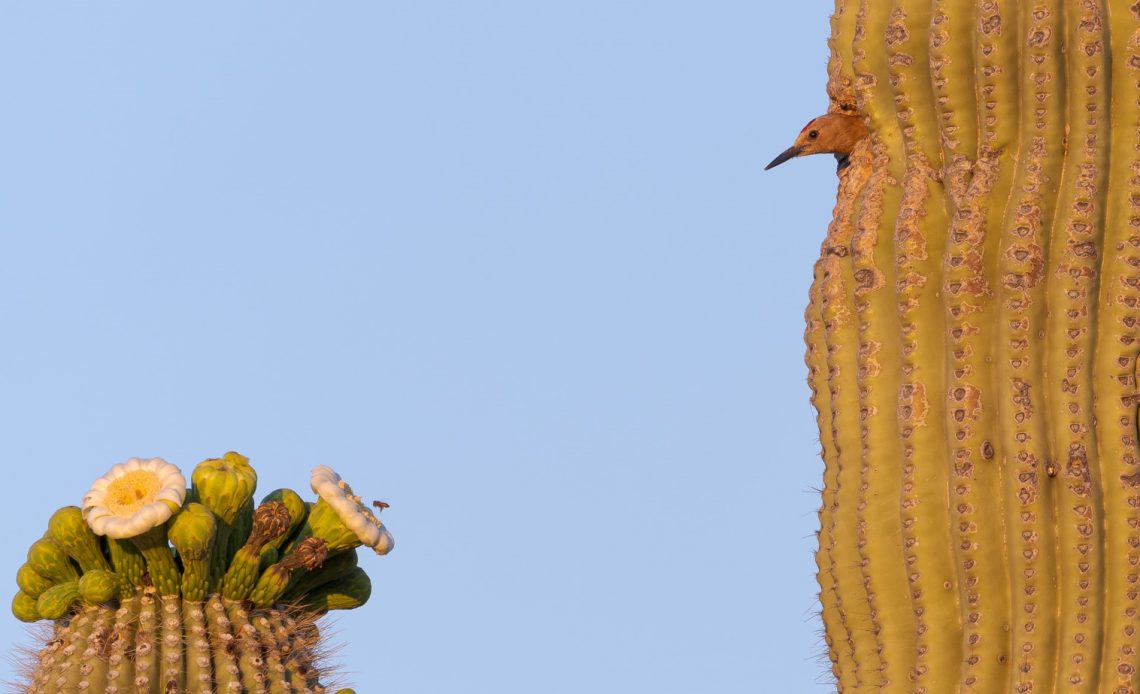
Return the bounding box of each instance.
[808,130,819,139]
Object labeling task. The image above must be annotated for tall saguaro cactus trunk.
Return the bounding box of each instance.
[806,0,1140,691]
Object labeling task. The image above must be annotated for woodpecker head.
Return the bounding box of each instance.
[764,113,868,170]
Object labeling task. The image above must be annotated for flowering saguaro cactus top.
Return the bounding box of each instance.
[12,452,394,693]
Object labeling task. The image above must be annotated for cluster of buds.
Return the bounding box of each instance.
[11,453,393,693]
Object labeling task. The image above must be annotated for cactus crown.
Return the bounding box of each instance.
[12,452,394,693]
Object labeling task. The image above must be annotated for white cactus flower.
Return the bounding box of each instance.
[83,457,187,539]
[310,465,395,555]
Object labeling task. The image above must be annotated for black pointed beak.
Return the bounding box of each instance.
[765,145,803,171]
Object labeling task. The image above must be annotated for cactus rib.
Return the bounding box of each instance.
[937,0,1021,687]
[929,0,978,204]
[1095,3,1140,689]
[818,189,878,687]
[805,237,848,684]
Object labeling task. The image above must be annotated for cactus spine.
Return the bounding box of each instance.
[806,0,1140,690]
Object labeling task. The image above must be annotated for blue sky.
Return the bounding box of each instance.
[0,3,839,691]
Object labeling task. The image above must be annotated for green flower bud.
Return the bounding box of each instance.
[27,537,78,584]
[192,451,257,593]
[227,497,255,560]
[36,580,81,620]
[12,591,40,623]
[48,506,112,573]
[168,503,216,601]
[78,569,119,605]
[107,538,147,590]
[16,563,55,599]
[191,452,257,525]
[168,503,217,560]
[299,567,371,613]
[259,545,279,572]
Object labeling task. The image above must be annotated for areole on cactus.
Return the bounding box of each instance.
[796,0,1140,692]
[12,452,392,693]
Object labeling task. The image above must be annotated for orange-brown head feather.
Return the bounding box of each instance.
[765,114,868,170]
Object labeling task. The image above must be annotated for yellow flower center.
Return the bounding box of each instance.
[105,470,161,517]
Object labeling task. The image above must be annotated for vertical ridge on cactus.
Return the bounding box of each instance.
[794,0,1140,690]
[10,453,392,692]
[1099,4,1140,688]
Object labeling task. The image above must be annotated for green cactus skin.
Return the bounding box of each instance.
[75,606,114,689]
[928,0,978,197]
[168,501,217,601]
[806,0,1140,690]
[77,569,119,605]
[228,496,256,561]
[1098,4,1140,689]
[106,537,147,592]
[133,588,160,691]
[47,505,112,574]
[994,4,1065,690]
[205,594,242,692]
[1047,4,1109,689]
[934,0,1019,685]
[104,588,139,692]
[42,604,96,691]
[27,537,78,585]
[299,567,371,613]
[17,563,56,599]
[226,598,271,690]
[35,581,80,621]
[128,524,182,597]
[261,545,280,572]
[158,594,185,692]
[809,238,861,682]
[12,590,41,622]
[885,2,963,686]
[848,138,914,685]
[805,206,856,686]
[818,3,902,687]
[222,545,263,601]
[183,600,212,692]
[251,611,295,692]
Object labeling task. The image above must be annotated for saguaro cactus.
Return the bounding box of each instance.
[12,454,393,693]
[804,0,1140,691]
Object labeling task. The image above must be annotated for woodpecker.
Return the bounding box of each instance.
[764,113,868,172]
